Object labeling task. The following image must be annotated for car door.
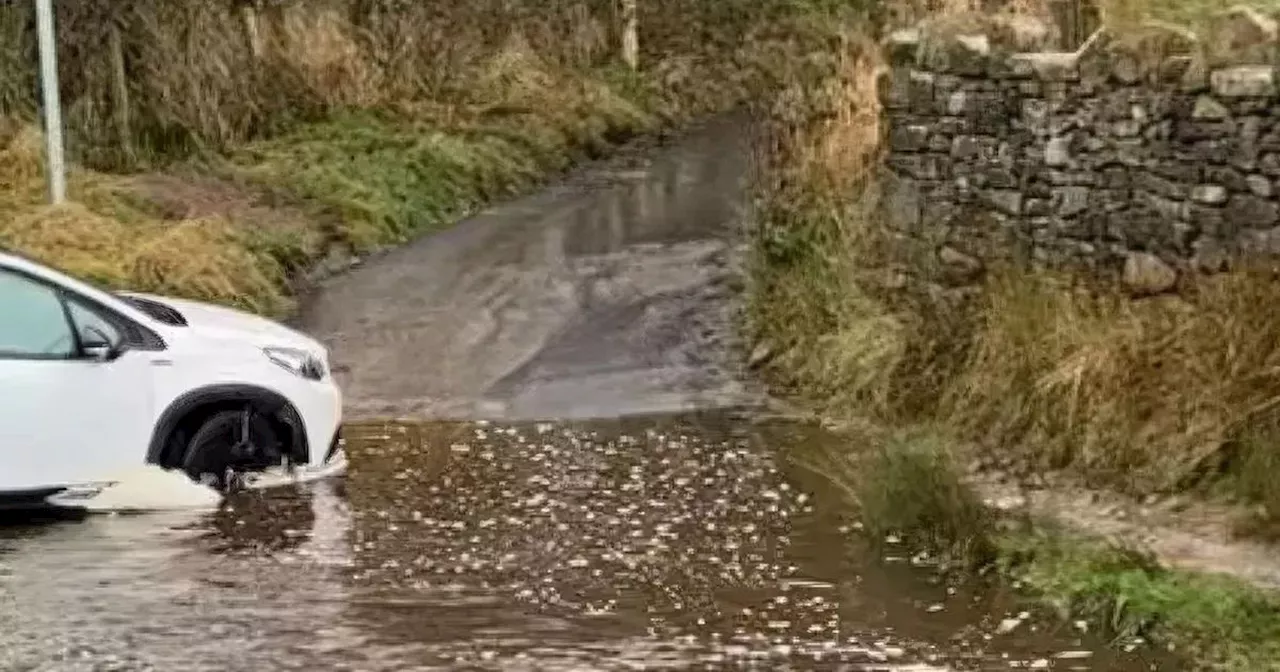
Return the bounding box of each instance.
[0,267,155,490]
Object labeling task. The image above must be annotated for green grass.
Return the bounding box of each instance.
[808,420,1280,670]
[226,91,652,255]
[230,113,557,253]
[999,524,1280,670]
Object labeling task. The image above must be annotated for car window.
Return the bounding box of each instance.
[0,269,75,358]
[66,300,122,348]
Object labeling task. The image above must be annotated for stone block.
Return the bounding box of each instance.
[1045,134,1072,166]
[1192,95,1231,120]
[1238,225,1280,255]
[891,124,931,152]
[920,32,991,76]
[1225,193,1280,227]
[888,154,945,180]
[885,28,922,67]
[982,189,1023,215]
[1191,184,1229,204]
[1210,65,1278,98]
[1123,251,1178,296]
[938,245,985,285]
[883,174,922,233]
[1135,171,1183,199]
[1190,203,1230,238]
[1053,186,1091,217]
[1247,174,1273,197]
[908,71,936,114]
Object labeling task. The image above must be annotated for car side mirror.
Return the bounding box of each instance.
[81,325,121,361]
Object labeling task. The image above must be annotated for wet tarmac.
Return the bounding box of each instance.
[0,415,1170,671]
[1,117,1173,670]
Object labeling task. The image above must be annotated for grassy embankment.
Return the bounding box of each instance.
[747,1,1280,668]
[0,0,840,316]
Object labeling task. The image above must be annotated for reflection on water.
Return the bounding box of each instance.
[0,412,1170,670]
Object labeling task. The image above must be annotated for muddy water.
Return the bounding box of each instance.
[0,414,1168,671]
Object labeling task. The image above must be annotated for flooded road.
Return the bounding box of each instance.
[0,414,1166,670]
[2,118,1169,670]
[295,114,760,421]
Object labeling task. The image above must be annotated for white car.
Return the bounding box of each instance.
[0,249,345,510]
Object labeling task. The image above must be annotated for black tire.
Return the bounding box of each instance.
[182,410,283,492]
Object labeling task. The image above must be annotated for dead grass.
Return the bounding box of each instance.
[943,269,1280,498]
[0,0,820,169]
[0,127,294,314]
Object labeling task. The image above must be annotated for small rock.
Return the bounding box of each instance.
[1045,135,1071,167]
[1122,252,1178,297]
[989,494,1027,511]
[1211,65,1277,98]
[1248,174,1273,197]
[1191,184,1228,204]
[997,617,1025,634]
[747,343,773,369]
[1191,95,1231,120]
[939,246,984,283]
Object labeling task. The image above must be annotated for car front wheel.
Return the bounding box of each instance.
[182,410,285,492]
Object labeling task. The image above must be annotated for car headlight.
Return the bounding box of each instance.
[264,346,326,381]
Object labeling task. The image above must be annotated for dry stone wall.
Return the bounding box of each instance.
[879,8,1280,295]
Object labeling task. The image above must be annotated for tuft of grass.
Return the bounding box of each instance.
[809,424,997,567]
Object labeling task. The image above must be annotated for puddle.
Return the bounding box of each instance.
[0,412,1176,670]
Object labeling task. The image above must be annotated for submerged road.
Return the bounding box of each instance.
[297,114,761,421]
[0,116,1169,671]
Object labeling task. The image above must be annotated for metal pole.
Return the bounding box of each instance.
[34,0,66,205]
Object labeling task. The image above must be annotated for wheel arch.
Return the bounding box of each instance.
[147,384,311,469]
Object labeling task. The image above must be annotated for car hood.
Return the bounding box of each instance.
[120,292,327,355]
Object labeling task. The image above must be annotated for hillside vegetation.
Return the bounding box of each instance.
[0,0,845,315]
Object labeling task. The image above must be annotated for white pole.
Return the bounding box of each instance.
[34,0,66,205]
[620,0,638,69]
